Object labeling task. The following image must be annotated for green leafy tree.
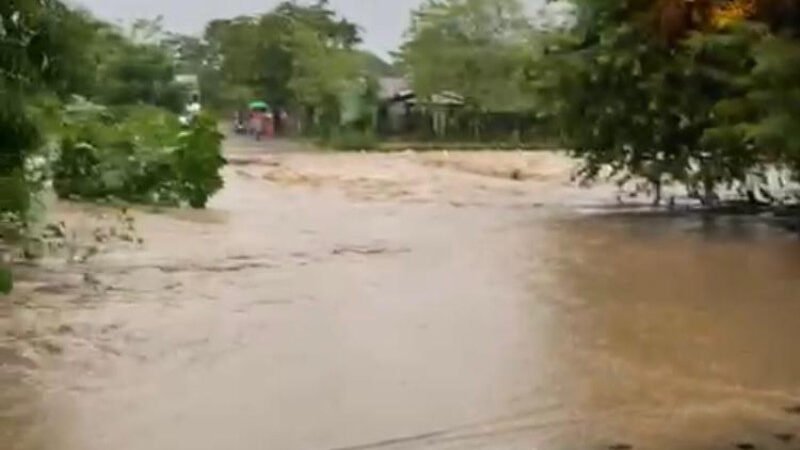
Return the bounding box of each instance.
[746,34,800,173]
[532,10,707,203]
[203,0,361,112]
[1,0,61,213]
[91,21,189,113]
[288,22,361,134]
[163,34,211,75]
[2,0,67,289]
[698,9,800,184]
[53,103,225,208]
[171,113,226,208]
[2,2,228,292]
[400,0,534,112]
[531,0,800,205]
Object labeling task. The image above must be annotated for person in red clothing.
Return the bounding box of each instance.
[264,111,275,139]
[249,110,264,139]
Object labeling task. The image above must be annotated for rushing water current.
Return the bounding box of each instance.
[2,141,800,450]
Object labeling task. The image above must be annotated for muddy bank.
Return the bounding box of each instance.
[2,143,800,450]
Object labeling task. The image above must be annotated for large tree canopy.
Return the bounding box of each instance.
[530,0,800,203]
[2,0,221,220]
[203,0,363,110]
[399,0,535,112]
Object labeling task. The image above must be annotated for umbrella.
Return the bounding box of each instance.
[248,101,269,111]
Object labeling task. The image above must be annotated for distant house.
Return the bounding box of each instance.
[378,77,464,106]
[378,77,465,137]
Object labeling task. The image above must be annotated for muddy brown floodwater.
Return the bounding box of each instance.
[2,138,800,450]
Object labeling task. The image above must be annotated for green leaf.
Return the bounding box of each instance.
[0,267,12,295]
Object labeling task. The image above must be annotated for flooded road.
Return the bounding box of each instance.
[2,139,800,450]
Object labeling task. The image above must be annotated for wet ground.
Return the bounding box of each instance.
[2,138,800,450]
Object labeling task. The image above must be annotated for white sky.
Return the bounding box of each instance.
[73,0,549,58]
[73,0,427,58]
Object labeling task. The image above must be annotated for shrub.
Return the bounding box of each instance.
[52,102,225,208]
[171,114,226,208]
[0,266,11,295]
[326,129,379,151]
[0,172,31,216]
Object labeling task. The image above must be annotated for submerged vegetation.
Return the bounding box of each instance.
[1,1,225,289]
[52,103,224,208]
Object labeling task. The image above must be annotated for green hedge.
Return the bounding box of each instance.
[53,103,226,208]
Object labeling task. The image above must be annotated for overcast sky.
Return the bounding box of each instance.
[74,0,553,58]
[73,0,430,58]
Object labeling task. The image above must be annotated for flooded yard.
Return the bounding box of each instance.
[2,139,800,450]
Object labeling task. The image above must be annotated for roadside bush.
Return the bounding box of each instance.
[326,128,379,151]
[53,102,225,208]
[0,264,11,294]
[171,114,226,208]
[0,172,31,216]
